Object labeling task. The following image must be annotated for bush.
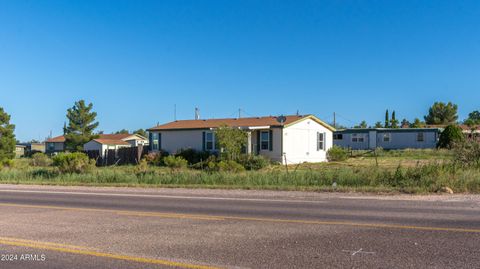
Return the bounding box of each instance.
[191,155,217,171]
[438,125,464,149]
[143,151,168,166]
[217,160,246,173]
[31,153,52,167]
[327,146,349,161]
[0,159,13,168]
[453,140,480,167]
[163,155,188,170]
[52,152,95,174]
[175,149,211,165]
[134,159,150,175]
[237,155,270,170]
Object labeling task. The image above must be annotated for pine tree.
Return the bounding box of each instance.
[0,107,16,163]
[424,102,458,124]
[64,100,99,151]
[384,109,390,128]
[390,110,399,128]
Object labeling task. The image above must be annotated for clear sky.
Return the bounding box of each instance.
[1,0,479,142]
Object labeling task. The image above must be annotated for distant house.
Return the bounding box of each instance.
[147,114,335,164]
[15,145,26,158]
[83,139,131,157]
[45,135,66,154]
[333,128,440,150]
[426,124,480,141]
[28,142,45,154]
[45,133,148,154]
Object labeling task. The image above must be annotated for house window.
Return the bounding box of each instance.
[48,143,55,151]
[383,133,391,142]
[351,134,364,143]
[333,134,343,140]
[317,132,325,151]
[417,132,424,142]
[260,131,270,150]
[206,132,215,150]
[152,133,159,150]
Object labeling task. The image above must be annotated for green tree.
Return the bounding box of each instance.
[214,125,247,160]
[355,120,368,129]
[384,109,390,128]
[438,125,464,149]
[464,110,480,128]
[424,102,458,125]
[401,118,410,128]
[374,121,383,128]
[64,100,99,151]
[115,129,129,134]
[0,107,16,163]
[410,118,425,128]
[390,110,399,128]
[133,129,147,138]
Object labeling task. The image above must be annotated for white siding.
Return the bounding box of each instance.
[83,141,130,157]
[282,118,333,164]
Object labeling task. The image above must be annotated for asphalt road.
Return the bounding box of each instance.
[0,185,479,269]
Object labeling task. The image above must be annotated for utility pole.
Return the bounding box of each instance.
[333,112,336,128]
[238,108,241,118]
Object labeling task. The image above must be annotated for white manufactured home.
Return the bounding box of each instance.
[147,114,335,164]
[334,128,440,150]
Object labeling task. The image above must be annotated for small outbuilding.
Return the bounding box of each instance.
[83,139,131,157]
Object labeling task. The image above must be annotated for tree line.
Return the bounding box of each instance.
[354,102,480,129]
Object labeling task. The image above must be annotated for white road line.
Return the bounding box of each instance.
[0,189,326,204]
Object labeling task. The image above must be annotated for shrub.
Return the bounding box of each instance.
[52,152,95,174]
[31,153,52,167]
[191,155,218,170]
[163,155,188,170]
[143,151,168,166]
[0,159,13,168]
[327,146,349,161]
[175,149,211,164]
[134,159,150,175]
[453,140,480,167]
[438,125,464,149]
[237,155,270,170]
[217,160,246,173]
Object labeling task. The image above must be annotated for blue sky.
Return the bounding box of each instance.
[1,0,479,141]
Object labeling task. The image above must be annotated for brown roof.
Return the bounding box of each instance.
[46,133,134,143]
[148,115,335,131]
[92,139,130,145]
[45,135,66,143]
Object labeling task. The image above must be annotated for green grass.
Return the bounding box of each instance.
[1,149,478,194]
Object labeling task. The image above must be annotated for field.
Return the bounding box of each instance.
[0,149,479,193]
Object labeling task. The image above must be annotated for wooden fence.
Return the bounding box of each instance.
[84,145,148,166]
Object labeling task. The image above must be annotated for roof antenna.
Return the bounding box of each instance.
[296,110,299,116]
[238,108,241,118]
[174,104,177,121]
[195,107,200,120]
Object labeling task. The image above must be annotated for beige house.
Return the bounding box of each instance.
[147,114,335,164]
[15,145,26,158]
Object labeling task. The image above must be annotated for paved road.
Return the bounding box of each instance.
[0,185,479,268]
